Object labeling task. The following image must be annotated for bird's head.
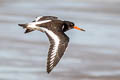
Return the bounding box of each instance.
[63,21,85,32]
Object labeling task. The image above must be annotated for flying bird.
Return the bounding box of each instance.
[18,16,85,73]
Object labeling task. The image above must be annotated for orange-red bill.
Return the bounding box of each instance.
[74,26,85,31]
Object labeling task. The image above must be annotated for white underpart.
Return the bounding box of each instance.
[27,20,51,29]
[40,27,60,68]
[35,16,43,22]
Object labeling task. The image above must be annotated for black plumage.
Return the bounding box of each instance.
[18,16,85,73]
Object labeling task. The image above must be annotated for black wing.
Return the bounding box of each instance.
[45,32,69,73]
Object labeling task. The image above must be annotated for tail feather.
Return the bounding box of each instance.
[18,24,27,28]
[18,23,34,34]
[24,29,34,33]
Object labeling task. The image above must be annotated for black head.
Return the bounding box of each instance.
[63,21,85,32]
[63,21,75,32]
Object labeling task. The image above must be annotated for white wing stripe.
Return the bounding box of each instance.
[40,28,60,67]
[50,57,55,62]
[51,53,56,58]
[27,20,51,29]
[35,20,51,25]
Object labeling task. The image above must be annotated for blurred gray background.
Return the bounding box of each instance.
[0,0,120,80]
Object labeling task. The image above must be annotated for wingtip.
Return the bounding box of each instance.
[47,68,52,74]
[47,71,50,74]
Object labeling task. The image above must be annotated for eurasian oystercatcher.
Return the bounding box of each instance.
[18,16,85,73]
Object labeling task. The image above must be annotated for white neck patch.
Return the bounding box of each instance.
[62,25,64,31]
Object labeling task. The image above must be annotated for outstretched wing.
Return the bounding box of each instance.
[34,16,58,22]
[45,32,69,73]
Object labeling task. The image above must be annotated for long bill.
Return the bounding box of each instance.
[74,26,85,31]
